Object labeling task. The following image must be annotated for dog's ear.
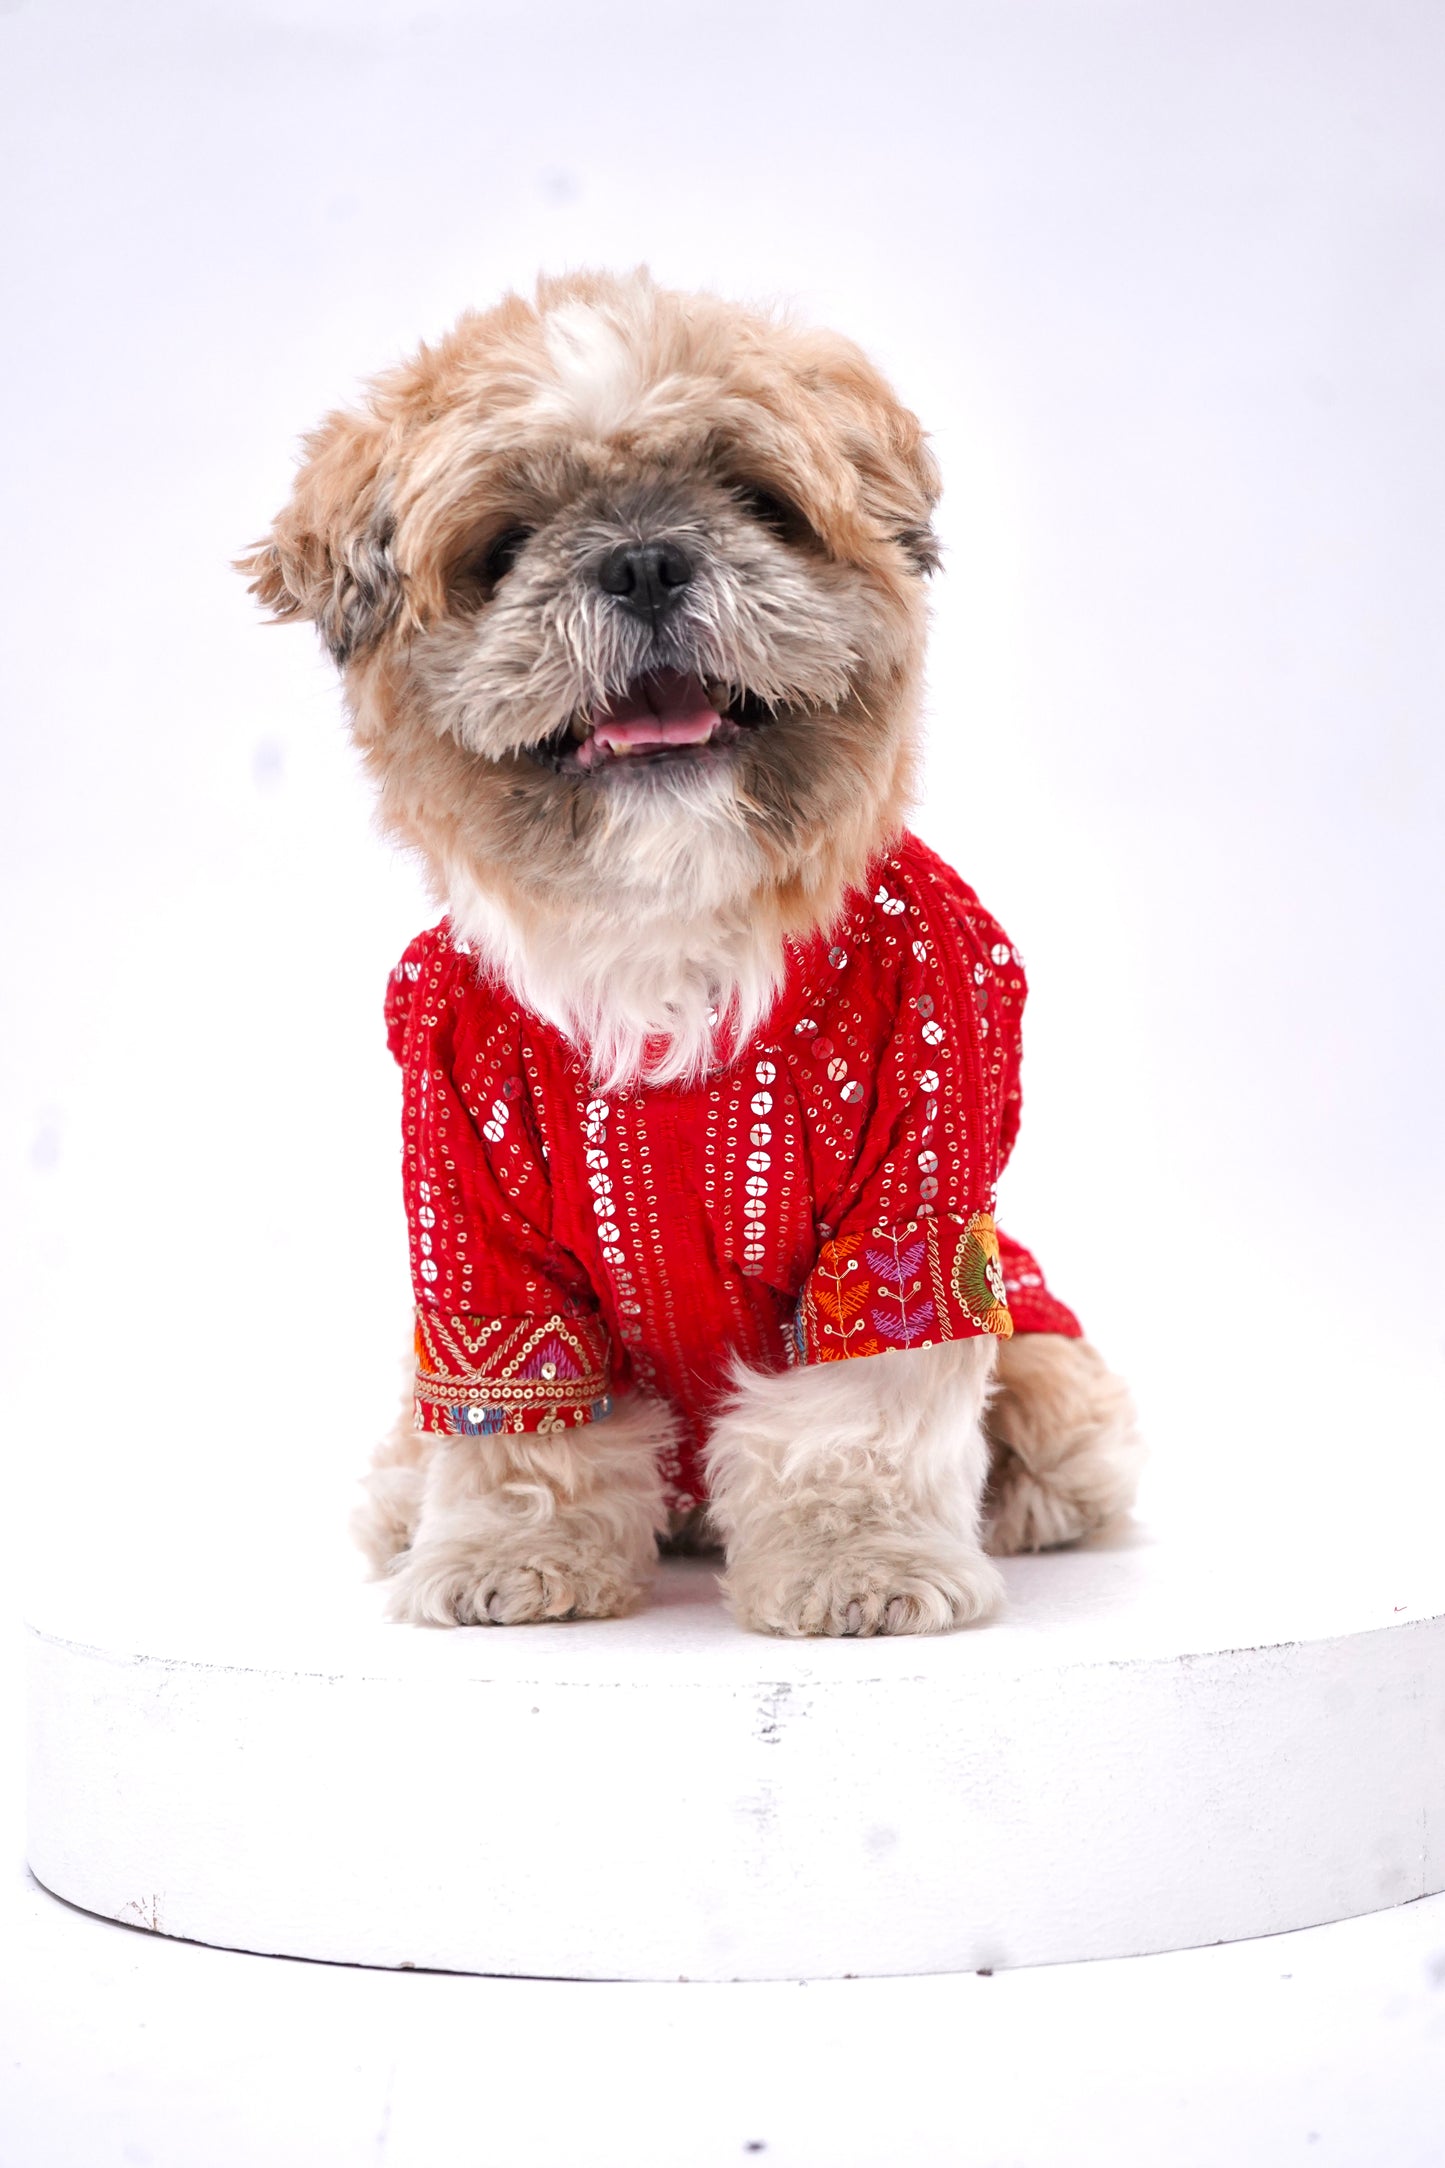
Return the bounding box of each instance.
[848,400,943,578]
[894,520,943,578]
[236,406,408,664]
[793,332,943,577]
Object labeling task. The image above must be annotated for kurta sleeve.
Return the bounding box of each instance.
[995,1228,1084,1339]
[788,843,1038,1365]
[386,927,614,1438]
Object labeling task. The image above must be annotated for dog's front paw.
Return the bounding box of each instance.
[725,1545,1004,1639]
[385,1540,649,1627]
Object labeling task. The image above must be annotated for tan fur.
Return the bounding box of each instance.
[239,270,930,1087]
[982,1335,1144,1555]
[242,269,1141,1634]
[351,1388,432,1576]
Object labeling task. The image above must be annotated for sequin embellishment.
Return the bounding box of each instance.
[413,1310,613,1436]
[385,829,1079,1504]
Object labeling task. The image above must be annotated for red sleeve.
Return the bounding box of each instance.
[996,1228,1084,1339]
[387,927,614,1438]
[787,842,1019,1365]
[786,837,1084,1363]
[384,927,437,1065]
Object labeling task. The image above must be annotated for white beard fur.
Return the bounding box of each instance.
[444,773,786,1091]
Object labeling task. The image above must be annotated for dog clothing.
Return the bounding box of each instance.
[386,829,1082,1507]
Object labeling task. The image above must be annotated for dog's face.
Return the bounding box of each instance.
[242,271,940,933]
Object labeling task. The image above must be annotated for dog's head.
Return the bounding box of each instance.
[241,270,940,937]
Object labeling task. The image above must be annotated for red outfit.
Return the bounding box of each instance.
[386,830,1082,1507]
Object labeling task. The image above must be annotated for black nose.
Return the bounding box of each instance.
[596,539,694,618]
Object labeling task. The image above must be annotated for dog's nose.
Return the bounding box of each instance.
[596,540,694,618]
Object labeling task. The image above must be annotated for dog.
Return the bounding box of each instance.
[240,269,1141,1636]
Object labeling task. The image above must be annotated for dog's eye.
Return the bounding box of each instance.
[481,527,533,585]
[734,484,813,548]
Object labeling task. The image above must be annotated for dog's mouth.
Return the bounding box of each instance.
[527,670,779,775]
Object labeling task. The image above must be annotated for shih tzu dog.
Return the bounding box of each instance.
[241,269,1141,1636]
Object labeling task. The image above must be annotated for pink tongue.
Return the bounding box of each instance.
[584,671,721,762]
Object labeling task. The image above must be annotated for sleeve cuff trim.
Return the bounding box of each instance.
[414,1310,613,1435]
[790,1211,1013,1366]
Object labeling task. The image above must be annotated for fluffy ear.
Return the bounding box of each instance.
[236,406,409,663]
[849,402,943,578]
[894,519,943,577]
[795,330,943,576]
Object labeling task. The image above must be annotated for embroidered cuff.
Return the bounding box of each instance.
[790,1210,1013,1366]
[413,1310,613,1436]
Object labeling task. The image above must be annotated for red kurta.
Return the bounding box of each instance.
[386,830,1082,1507]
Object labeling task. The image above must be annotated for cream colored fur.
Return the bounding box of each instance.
[374,1393,673,1626]
[351,1384,431,1577]
[356,1322,1142,1631]
[445,797,783,1091]
[982,1334,1143,1556]
[706,1339,1005,1636]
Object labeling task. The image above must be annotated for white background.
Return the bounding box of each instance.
[2,5,1443,2161]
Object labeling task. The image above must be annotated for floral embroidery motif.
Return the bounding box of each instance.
[792,1211,1013,1365]
[795,1233,880,1361]
[865,1232,937,1345]
[949,1212,1014,1338]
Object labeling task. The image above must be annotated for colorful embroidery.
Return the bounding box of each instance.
[795,1233,882,1362]
[866,1230,937,1346]
[413,1310,613,1437]
[948,1211,1014,1339]
[792,1210,1013,1365]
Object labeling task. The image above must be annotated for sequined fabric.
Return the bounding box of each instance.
[385,831,1083,1508]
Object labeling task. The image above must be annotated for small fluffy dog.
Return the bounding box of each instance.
[241,269,1141,1636]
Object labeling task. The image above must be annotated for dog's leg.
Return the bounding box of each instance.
[350,1331,439,1576]
[351,1390,435,1577]
[382,1394,671,1626]
[706,1339,1004,1637]
[981,1335,1143,1555]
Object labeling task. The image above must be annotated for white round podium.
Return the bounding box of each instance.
[25,1522,1444,1979]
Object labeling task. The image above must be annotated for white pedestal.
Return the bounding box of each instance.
[25,1524,1445,1979]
